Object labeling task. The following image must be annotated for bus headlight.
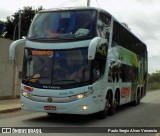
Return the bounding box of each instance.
[76,94,84,99]
[73,90,94,100]
[21,91,29,98]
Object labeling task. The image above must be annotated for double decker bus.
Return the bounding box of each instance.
[9,7,148,119]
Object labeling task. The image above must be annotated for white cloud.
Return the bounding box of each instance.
[0,8,13,21]
[148,56,160,73]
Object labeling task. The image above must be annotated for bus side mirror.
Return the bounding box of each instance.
[88,37,107,60]
[9,39,26,60]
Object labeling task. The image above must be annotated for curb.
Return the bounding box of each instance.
[0,107,21,114]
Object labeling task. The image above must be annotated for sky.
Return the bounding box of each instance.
[0,0,160,73]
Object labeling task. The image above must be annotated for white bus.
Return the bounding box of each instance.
[9,7,148,119]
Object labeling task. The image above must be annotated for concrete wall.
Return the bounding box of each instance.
[0,38,24,100]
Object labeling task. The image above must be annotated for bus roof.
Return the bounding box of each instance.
[39,6,102,12]
[38,6,112,17]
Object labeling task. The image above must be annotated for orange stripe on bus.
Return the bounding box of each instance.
[32,51,54,56]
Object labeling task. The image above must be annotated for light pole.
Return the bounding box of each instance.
[18,9,21,39]
[12,9,21,98]
[87,0,90,7]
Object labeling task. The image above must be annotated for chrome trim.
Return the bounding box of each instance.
[30,95,73,103]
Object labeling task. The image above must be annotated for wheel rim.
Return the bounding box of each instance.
[105,93,111,111]
[104,99,110,111]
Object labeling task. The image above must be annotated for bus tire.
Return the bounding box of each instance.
[96,92,111,119]
[133,90,141,106]
[108,92,116,116]
[108,90,119,116]
[114,90,120,109]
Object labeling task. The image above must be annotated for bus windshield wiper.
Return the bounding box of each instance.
[23,76,39,83]
[24,74,48,83]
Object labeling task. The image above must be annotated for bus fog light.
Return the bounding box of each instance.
[82,105,88,110]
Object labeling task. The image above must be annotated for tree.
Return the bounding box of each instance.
[3,6,43,40]
[148,71,160,83]
[0,20,5,37]
[3,16,15,39]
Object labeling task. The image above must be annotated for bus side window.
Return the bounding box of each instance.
[121,68,125,82]
[108,61,122,83]
[121,65,138,82]
[92,58,106,82]
[108,67,112,82]
[92,61,101,82]
[97,12,111,40]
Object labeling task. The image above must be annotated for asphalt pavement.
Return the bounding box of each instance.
[0,97,159,136]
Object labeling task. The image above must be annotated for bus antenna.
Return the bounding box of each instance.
[87,0,90,7]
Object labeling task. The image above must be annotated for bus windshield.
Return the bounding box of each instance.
[28,10,96,39]
[22,47,90,88]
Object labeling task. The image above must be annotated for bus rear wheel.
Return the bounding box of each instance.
[114,91,120,107]
[133,91,141,106]
[108,93,116,116]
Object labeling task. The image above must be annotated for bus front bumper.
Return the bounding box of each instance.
[20,95,101,115]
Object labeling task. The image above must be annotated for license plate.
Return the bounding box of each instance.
[44,106,56,110]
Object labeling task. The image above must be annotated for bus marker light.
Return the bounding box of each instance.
[24,86,33,92]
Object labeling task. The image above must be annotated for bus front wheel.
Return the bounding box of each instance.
[96,92,112,119]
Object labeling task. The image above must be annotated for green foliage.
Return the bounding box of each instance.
[3,17,15,39]
[147,82,160,91]
[148,71,160,83]
[1,6,43,40]
[147,71,160,91]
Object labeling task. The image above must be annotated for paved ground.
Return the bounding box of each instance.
[0,99,21,113]
[0,95,159,136]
